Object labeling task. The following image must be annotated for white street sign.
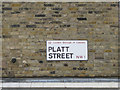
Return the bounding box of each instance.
[46,40,88,61]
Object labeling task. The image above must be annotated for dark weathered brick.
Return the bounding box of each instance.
[94,11,102,14]
[35,14,46,17]
[73,67,77,70]
[11,25,20,27]
[11,11,20,14]
[111,4,118,7]
[64,64,68,66]
[77,18,87,21]
[88,11,93,14]
[39,61,43,63]
[50,71,55,74]
[44,3,54,7]
[2,35,11,38]
[19,8,30,10]
[50,21,62,24]
[52,14,61,17]
[60,25,71,27]
[2,7,12,10]
[52,8,62,10]
[26,25,36,28]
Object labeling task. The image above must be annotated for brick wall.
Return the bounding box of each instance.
[2,2,119,77]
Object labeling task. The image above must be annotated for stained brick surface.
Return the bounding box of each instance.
[2,2,119,77]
